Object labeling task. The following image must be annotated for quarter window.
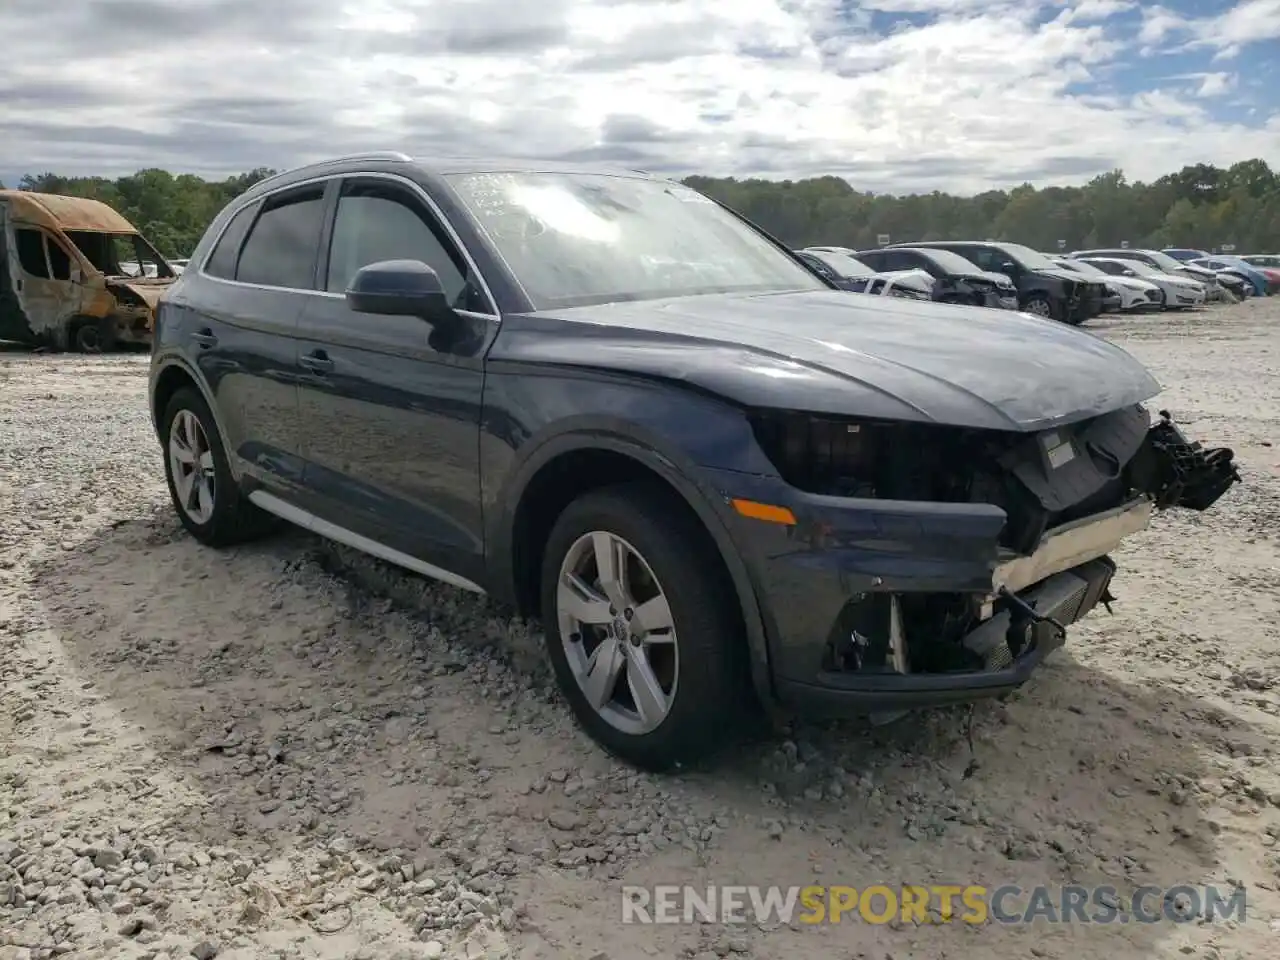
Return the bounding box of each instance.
[325,180,491,313]
[236,187,326,289]
[205,201,259,279]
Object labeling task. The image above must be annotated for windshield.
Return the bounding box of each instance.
[1055,258,1106,279]
[910,248,986,275]
[64,231,174,279]
[997,242,1059,271]
[806,249,874,278]
[1141,250,1186,272]
[1245,254,1280,266]
[446,172,827,309]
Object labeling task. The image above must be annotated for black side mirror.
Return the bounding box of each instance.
[1000,261,1018,276]
[345,259,453,325]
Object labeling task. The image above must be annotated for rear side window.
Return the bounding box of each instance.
[883,251,918,272]
[204,201,258,279]
[15,229,49,277]
[856,251,885,271]
[236,187,326,289]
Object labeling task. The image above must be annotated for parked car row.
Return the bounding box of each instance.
[787,237,1280,324]
[793,248,936,300]
[1163,248,1280,295]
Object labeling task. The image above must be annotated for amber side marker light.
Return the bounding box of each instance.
[731,498,797,525]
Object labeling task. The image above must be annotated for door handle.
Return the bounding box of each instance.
[299,350,333,373]
[191,329,217,348]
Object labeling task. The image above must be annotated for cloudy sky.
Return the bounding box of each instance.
[1,0,1278,194]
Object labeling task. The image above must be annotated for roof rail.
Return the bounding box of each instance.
[251,151,413,191]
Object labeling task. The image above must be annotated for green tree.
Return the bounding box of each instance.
[7,160,1279,259]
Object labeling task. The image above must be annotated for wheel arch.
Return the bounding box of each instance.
[495,432,777,709]
[150,358,240,479]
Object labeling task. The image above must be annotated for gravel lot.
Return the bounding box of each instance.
[3,299,1280,960]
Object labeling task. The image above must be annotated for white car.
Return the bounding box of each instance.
[795,248,935,300]
[1076,257,1205,309]
[168,258,189,275]
[1051,257,1163,312]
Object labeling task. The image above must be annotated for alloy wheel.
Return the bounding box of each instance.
[556,531,679,735]
[168,409,216,525]
[1026,298,1052,317]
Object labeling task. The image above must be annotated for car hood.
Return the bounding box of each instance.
[500,290,1161,433]
[1111,276,1159,293]
[876,269,933,289]
[1177,264,1217,280]
[1031,266,1089,283]
[974,270,1017,288]
[105,278,172,311]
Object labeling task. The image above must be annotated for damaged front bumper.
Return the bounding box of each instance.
[715,412,1242,717]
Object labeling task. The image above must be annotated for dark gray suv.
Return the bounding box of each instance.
[148,152,1240,770]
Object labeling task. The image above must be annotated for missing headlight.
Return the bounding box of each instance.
[747,412,1010,502]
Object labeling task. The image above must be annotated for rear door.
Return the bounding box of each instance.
[182,182,331,496]
[294,174,495,586]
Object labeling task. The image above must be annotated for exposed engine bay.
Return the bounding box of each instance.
[749,404,1242,683]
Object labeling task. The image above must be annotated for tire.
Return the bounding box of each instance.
[161,386,278,546]
[1022,294,1058,321]
[539,482,752,770]
[73,320,102,353]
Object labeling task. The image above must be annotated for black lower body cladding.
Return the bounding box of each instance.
[726,408,1241,718]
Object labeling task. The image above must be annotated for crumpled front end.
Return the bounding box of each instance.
[103,279,166,346]
[715,404,1241,716]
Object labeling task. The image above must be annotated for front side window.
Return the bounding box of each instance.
[15,229,49,277]
[446,171,826,310]
[957,246,1000,272]
[236,187,326,289]
[325,180,490,313]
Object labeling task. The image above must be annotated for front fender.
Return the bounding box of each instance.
[479,368,781,705]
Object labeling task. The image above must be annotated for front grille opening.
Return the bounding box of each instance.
[824,592,984,675]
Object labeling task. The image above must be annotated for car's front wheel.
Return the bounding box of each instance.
[161,387,277,546]
[1022,294,1057,320]
[540,482,751,770]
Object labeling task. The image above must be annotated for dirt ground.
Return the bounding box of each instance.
[2,298,1279,960]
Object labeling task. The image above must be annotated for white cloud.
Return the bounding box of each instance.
[0,0,1277,195]
[1195,72,1238,97]
[1062,0,1136,23]
[1139,0,1280,56]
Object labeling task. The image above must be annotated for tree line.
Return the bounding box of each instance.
[6,158,1280,259]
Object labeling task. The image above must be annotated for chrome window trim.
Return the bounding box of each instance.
[196,170,500,319]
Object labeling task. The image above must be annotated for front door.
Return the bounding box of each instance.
[296,175,496,587]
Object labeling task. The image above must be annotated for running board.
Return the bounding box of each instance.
[247,490,487,595]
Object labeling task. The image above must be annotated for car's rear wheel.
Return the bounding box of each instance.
[161,387,277,546]
[540,482,750,770]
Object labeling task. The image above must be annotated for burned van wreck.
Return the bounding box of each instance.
[0,190,175,351]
